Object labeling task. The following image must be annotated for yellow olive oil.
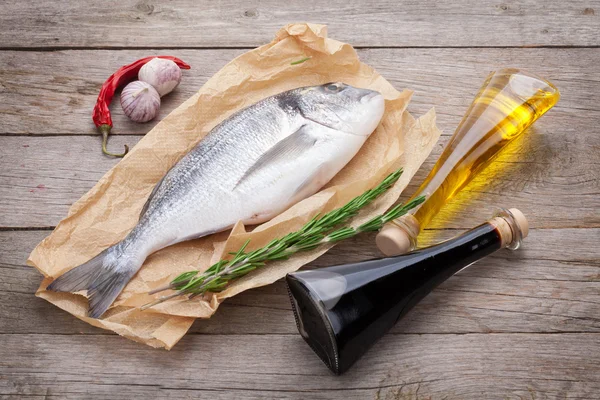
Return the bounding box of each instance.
[407,69,560,230]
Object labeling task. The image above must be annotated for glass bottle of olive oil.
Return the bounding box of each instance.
[377,69,559,255]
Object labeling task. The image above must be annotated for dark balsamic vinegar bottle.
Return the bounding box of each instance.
[286,208,528,375]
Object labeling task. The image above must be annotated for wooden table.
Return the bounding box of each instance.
[1,1,599,399]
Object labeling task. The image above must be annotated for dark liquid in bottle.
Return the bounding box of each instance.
[287,222,503,374]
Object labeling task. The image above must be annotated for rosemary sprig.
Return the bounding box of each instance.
[141,168,425,310]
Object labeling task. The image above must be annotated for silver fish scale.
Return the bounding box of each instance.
[129,94,304,255]
[47,83,384,319]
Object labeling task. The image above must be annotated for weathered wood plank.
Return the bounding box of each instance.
[1,129,598,229]
[0,2,598,399]
[2,229,598,336]
[0,48,597,135]
[0,50,241,135]
[1,333,599,399]
[1,1,599,48]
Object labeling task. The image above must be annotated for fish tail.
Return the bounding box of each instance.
[46,243,141,319]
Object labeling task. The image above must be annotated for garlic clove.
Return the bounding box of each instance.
[120,81,161,123]
[138,58,182,97]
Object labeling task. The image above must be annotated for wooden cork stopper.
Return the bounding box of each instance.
[376,214,420,256]
[376,224,412,256]
[490,208,529,248]
[377,208,529,256]
[508,208,529,239]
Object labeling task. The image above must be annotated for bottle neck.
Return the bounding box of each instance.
[286,209,528,375]
[388,208,524,252]
[398,221,503,291]
[492,208,526,250]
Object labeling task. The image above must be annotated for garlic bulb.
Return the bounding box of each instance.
[138,58,182,97]
[120,81,161,123]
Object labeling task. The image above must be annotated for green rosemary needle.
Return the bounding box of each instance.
[141,168,425,310]
[290,56,311,65]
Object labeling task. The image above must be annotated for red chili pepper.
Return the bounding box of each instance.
[93,56,191,157]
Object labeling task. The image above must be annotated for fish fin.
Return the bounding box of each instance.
[86,268,135,319]
[235,124,317,188]
[139,175,167,220]
[47,245,140,319]
[46,252,105,292]
[291,162,332,200]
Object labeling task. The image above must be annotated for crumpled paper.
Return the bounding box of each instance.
[28,23,442,349]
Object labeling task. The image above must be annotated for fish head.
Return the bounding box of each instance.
[296,82,385,136]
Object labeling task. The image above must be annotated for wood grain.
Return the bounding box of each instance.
[0,48,597,135]
[1,129,598,229]
[1,1,599,48]
[2,229,599,336]
[1,333,599,399]
[2,2,600,398]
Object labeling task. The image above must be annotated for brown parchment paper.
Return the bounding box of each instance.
[28,23,442,349]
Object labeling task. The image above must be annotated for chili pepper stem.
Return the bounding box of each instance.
[100,124,129,158]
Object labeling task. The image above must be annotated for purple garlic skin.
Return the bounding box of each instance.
[120,81,161,123]
[138,58,182,97]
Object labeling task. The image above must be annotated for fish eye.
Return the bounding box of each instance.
[324,83,343,92]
